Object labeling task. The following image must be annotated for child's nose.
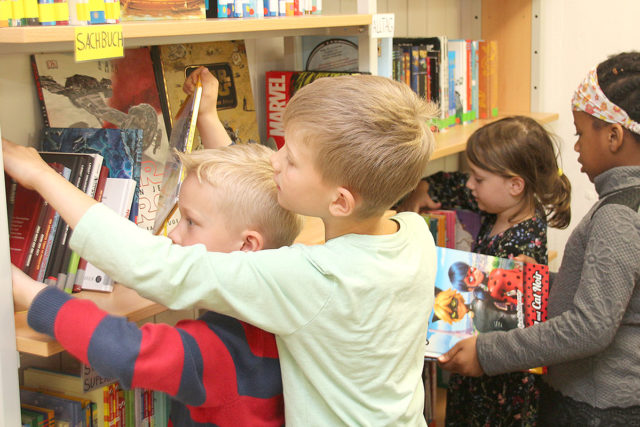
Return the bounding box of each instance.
[167,228,180,245]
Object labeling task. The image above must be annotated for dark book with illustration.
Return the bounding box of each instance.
[426,246,549,374]
[41,127,142,224]
[151,40,259,150]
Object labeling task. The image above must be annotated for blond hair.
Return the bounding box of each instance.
[283,74,438,218]
[178,144,302,248]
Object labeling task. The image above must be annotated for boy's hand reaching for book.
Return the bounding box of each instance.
[438,336,485,377]
[11,264,46,312]
[184,66,219,120]
[2,138,54,191]
[3,137,98,229]
[183,66,232,149]
[396,180,442,213]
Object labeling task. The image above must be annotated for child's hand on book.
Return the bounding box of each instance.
[514,254,537,265]
[11,264,46,312]
[2,138,54,191]
[184,66,219,120]
[396,180,442,213]
[438,335,484,377]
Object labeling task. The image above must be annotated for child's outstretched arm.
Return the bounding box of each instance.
[2,138,97,229]
[11,264,46,311]
[13,264,279,409]
[183,66,232,149]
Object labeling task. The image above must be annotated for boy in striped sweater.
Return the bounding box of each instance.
[11,142,302,427]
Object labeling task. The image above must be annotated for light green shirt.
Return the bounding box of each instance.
[71,204,436,425]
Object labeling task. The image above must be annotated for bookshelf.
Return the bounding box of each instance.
[0,0,552,424]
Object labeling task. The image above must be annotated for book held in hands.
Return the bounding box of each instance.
[426,246,549,374]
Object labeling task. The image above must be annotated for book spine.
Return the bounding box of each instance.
[30,55,50,128]
[53,0,67,24]
[37,0,56,25]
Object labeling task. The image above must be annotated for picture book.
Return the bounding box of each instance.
[426,246,549,374]
[152,78,202,235]
[20,386,91,427]
[265,70,366,149]
[151,40,259,150]
[31,48,171,232]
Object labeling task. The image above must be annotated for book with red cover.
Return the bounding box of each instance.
[265,70,366,149]
[425,246,549,374]
[9,184,45,271]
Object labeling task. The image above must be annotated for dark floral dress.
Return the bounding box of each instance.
[424,171,547,427]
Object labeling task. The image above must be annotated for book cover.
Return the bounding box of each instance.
[425,247,549,374]
[152,78,202,235]
[477,39,499,119]
[31,47,170,232]
[120,0,205,21]
[448,39,469,125]
[265,70,365,149]
[81,177,137,292]
[151,40,259,150]
[41,127,141,224]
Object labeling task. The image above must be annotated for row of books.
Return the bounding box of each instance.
[2,0,120,27]
[7,128,141,293]
[0,0,324,26]
[20,367,168,426]
[392,37,499,129]
[214,0,322,18]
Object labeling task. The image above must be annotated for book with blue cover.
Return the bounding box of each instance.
[41,127,142,224]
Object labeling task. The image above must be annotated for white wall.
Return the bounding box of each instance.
[535,0,640,268]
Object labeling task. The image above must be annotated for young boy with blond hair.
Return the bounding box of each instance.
[12,143,301,426]
[5,74,439,425]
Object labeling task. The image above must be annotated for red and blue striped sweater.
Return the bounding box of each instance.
[28,286,284,427]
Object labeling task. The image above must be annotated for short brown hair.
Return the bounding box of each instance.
[178,144,303,248]
[283,74,438,218]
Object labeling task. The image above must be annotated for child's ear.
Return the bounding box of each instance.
[240,230,264,252]
[508,176,525,197]
[607,123,625,152]
[328,186,356,217]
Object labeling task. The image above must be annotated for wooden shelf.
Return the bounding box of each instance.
[0,15,371,53]
[15,285,166,357]
[431,112,559,160]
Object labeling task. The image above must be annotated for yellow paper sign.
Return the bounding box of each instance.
[74,24,123,62]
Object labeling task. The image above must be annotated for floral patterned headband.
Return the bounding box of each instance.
[571,66,640,134]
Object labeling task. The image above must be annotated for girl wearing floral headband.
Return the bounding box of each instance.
[439,51,640,426]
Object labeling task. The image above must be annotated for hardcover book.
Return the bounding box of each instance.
[426,246,549,374]
[151,40,259,150]
[265,70,366,149]
[31,47,170,232]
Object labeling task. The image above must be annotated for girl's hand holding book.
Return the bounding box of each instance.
[438,335,484,377]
